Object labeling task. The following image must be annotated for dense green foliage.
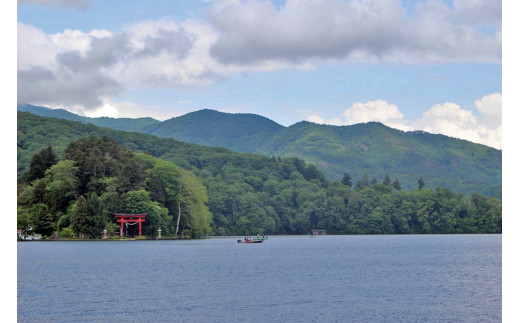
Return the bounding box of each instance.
[19,105,501,197]
[24,145,58,182]
[18,112,501,236]
[257,121,501,196]
[144,109,285,153]
[17,136,211,238]
[156,114,501,197]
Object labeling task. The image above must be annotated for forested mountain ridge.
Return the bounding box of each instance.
[256,121,501,196]
[143,109,285,153]
[18,105,501,197]
[18,112,501,236]
[17,103,161,132]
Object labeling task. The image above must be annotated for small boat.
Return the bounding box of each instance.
[237,235,267,243]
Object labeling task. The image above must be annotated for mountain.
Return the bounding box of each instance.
[18,105,501,197]
[256,121,501,196]
[17,104,161,132]
[144,110,501,196]
[16,112,502,235]
[143,109,285,153]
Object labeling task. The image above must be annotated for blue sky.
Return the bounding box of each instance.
[17,0,502,148]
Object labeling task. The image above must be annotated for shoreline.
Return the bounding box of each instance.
[17,232,502,242]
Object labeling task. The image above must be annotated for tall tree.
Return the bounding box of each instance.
[63,136,124,194]
[30,180,47,205]
[85,192,104,238]
[383,174,392,186]
[71,196,88,238]
[44,160,80,214]
[117,151,145,192]
[175,169,212,237]
[17,207,34,238]
[341,172,352,187]
[418,177,425,190]
[45,160,80,196]
[32,203,55,238]
[393,178,402,190]
[355,174,370,190]
[26,146,58,182]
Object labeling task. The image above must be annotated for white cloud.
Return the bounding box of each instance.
[18,0,90,10]
[307,115,325,124]
[82,101,120,118]
[419,102,478,127]
[17,18,223,112]
[452,0,502,26]
[17,23,60,70]
[474,92,502,128]
[415,102,480,140]
[49,29,112,53]
[307,115,344,126]
[87,100,179,121]
[17,14,312,114]
[112,19,219,88]
[343,100,411,131]
[208,0,501,65]
[18,23,127,108]
[46,99,177,121]
[415,94,502,149]
[208,0,406,64]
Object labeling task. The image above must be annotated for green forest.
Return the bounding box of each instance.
[17,113,502,238]
[18,137,211,239]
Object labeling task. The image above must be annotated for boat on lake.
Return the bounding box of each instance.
[237,235,268,243]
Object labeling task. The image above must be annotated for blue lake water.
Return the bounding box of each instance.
[18,235,501,322]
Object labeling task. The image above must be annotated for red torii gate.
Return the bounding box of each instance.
[115,213,147,237]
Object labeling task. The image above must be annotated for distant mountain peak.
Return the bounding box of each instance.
[144,108,285,153]
[182,108,282,122]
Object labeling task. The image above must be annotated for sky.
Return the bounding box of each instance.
[16,0,502,148]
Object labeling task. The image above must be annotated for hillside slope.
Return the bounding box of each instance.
[143,109,285,153]
[18,106,501,196]
[255,121,501,196]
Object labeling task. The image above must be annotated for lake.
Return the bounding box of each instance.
[18,235,501,322]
